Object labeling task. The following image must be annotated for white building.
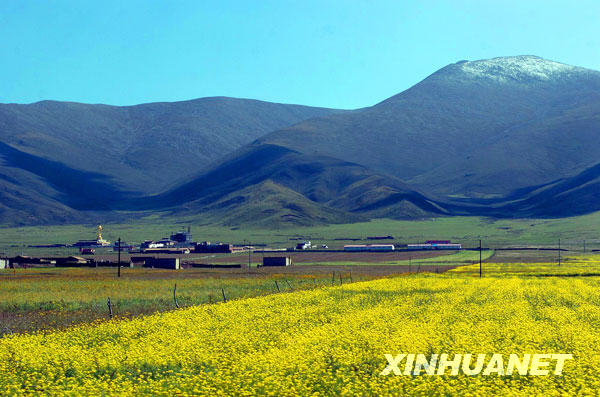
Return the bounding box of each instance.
[344,244,395,252]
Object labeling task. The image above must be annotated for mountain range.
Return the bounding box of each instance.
[1,55,599,226]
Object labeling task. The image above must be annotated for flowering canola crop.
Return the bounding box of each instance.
[1,274,600,395]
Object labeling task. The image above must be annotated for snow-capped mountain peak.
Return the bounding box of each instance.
[458,55,581,82]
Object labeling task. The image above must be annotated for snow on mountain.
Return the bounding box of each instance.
[458,55,583,83]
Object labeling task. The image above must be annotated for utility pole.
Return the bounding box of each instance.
[248,241,251,271]
[558,238,561,266]
[479,239,482,278]
[117,238,121,277]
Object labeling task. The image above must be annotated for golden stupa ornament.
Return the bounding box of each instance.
[95,225,110,246]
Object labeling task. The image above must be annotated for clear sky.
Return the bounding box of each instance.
[2,0,599,109]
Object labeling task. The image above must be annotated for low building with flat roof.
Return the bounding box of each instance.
[143,257,180,270]
[262,257,293,267]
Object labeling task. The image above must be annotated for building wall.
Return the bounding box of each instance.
[194,244,232,253]
[263,257,291,266]
[144,257,180,269]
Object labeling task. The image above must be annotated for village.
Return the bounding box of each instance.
[0,225,463,270]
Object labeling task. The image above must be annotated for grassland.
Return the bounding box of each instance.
[2,260,600,394]
[2,213,600,256]
[294,250,495,266]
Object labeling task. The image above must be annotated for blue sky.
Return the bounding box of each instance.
[1,0,599,109]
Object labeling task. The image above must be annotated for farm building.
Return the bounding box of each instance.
[140,239,176,250]
[112,242,136,252]
[407,244,434,250]
[130,256,148,267]
[55,256,92,267]
[232,245,253,253]
[9,256,55,267]
[343,244,395,252]
[143,257,180,270]
[407,242,462,250]
[170,227,193,247]
[142,247,190,254]
[434,243,462,250]
[194,242,233,253]
[262,257,293,267]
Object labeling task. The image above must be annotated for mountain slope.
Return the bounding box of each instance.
[176,180,366,227]
[0,97,341,224]
[3,55,600,226]
[258,56,600,199]
[129,143,449,224]
[0,167,85,226]
[0,97,342,194]
[500,162,600,217]
[0,141,133,210]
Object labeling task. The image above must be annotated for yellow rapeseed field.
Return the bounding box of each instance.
[0,267,359,333]
[1,269,600,395]
[454,254,600,276]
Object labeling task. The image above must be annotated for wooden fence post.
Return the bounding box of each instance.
[173,283,180,308]
[107,297,113,319]
[275,280,280,292]
[221,288,227,303]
